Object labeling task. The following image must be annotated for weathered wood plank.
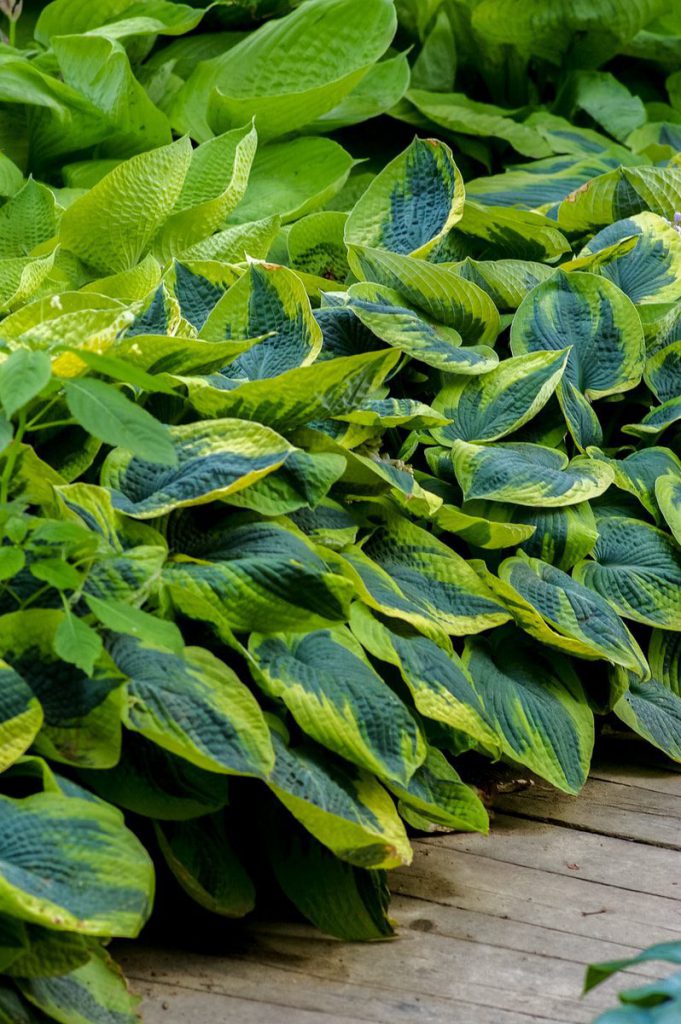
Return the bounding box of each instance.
[493,776,681,848]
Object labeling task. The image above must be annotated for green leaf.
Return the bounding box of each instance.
[155,815,255,917]
[177,0,396,141]
[0,792,153,935]
[574,517,681,630]
[249,627,425,785]
[64,378,177,466]
[657,472,681,546]
[348,246,500,345]
[0,548,24,581]
[18,947,142,1024]
[431,350,568,444]
[511,270,645,448]
[102,417,301,518]
[60,139,192,274]
[163,519,355,635]
[53,615,103,677]
[200,261,322,378]
[581,212,681,305]
[345,137,464,258]
[0,180,59,259]
[0,661,43,774]
[347,282,498,374]
[230,137,355,224]
[463,632,594,793]
[267,731,411,869]
[84,595,184,653]
[390,745,488,833]
[450,440,615,506]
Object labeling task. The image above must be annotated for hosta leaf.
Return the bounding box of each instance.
[463,633,594,794]
[348,246,500,345]
[453,258,554,311]
[287,211,349,282]
[350,603,500,754]
[645,338,681,402]
[309,50,410,133]
[339,513,510,640]
[182,349,399,429]
[612,631,681,762]
[267,732,411,870]
[454,202,571,263]
[63,379,177,467]
[347,282,498,373]
[433,500,537,550]
[267,823,394,940]
[450,440,615,506]
[0,253,57,314]
[431,350,568,444]
[155,816,255,917]
[0,792,152,936]
[0,611,125,769]
[464,154,625,212]
[101,417,296,517]
[407,90,552,159]
[4,924,90,980]
[574,518,681,630]
[0,180,59,259]
[220,448,345,517]
[0,662,43,774]
[200,0,396,140]
[656,473,681,546]
[390,746,488,834]
[60,138,192,274]
[18,948,141,1024]
[596,447,681,521]
[511,270,645,448]
[200,261,322,379]
[163,519,355,635]
[509,502,598,571]
[154,122,257,258]
[484,554,647,673]
[110,634,274,776]
[581,212,681,305]
[249,627,425,785]
[561,70,646,142]
[179,215,280,264]
[345,137,464,258]
[0,350,52,420]
[230,137,354,224]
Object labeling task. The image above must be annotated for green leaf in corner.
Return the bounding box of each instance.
[63,378,177,466]
[53,615,103,677]
[84,595,184,654]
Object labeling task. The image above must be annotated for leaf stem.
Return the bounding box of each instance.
[8,17,15,47]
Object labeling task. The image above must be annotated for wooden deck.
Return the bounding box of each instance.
[117,744,681,1024]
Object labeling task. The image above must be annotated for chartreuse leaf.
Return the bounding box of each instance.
[84,595,184,653]
[450,441,615,506]
[230,137,354,224]
[63,379,177,467]
[110,634,274,777]
[463,632,594,794]
[4,923,90,979]
[499,502,598,571]
[348,246,500,345]
[60,139,192,274]
[0,180,59,259]
[0,252,57,313]
[287,211,349,282]
[347,282,498,373]
[431,350,568,444]
[433,500,537,551]
[345,137,464,258]
[611,631,681,762]
[0,663,43,774]
[155,815,255,917]
[17,947,141,1024]
[163,519,355,636]
[267,731,411,870]
[453,202,571,263]
[657,473,681,546]
[574,517,681,630]
[180,215,280,264]
[337,514,510,640]
[581,212,681,305]
[0,611,126,769]
[511,271,646,448]
[0,791,153,936]
[309,50,410,133]
[101,417,297,518]
[350,603,500,755]
[181,349,400,429]
[594,447,681,522]
[479,554,647,674]
[154,122,258,259]
[35,0,204,42]
[200,261,322,379]
[199,0,396,140]
[249,627,425,785]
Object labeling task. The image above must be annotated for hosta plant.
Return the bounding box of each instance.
[0,0,680,1021]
